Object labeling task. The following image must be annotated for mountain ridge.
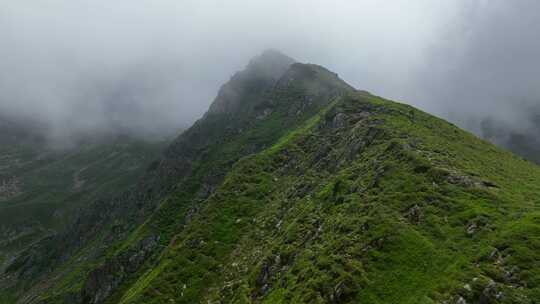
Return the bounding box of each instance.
[1,51,355,303]
[1,51,539,304]
[115,91,540,304]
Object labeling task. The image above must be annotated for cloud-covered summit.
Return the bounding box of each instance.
[1,1,540,159]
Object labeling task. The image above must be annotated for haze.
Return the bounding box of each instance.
[1,1,539,149]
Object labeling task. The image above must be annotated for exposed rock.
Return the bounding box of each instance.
[256,108,273,120]
[466,223,478,235]
[479,280,503,304]
[442,169,498,190]
[72,167,87,191]
[332,113,347,128]
[330,281,345,304]
[488,248,500,262]
[81,235,159,304]
[465,217,490,236]
[253,254,282,299]
[502,265,520,284]
[456,296,467,304]
[447,173,477,188]
[405,204,423,224]
[0,176,22,201]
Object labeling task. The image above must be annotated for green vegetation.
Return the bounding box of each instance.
[4,56,540,304]
[0,136,167,302]
[108,93,540,303]
[0,138,166,229]
[12,61,353,304]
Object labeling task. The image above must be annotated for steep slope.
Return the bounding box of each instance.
[113,92,540,304]
[104,63,538,303]
[0,134,166,231]
[0,129,167,303]
[1,51,355,303]
[4,51,540,304]
[77,60,353,304]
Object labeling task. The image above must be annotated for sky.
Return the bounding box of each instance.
[1,1,539,146]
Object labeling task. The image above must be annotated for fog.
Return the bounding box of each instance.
[415,1,540,135]
[1,1,539,153]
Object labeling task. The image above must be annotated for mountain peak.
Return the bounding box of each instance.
[245,49,296,79]
[206,50,297,116]
[6,52,540,304]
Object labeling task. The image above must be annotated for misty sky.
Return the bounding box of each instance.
[1,1,539,142]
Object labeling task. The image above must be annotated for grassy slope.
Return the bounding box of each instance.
[32,64,353,304]
[0,139,165,228]
[116,92,540,304]
[0,137,167,303]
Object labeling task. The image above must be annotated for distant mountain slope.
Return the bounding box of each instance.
[0,137,166,227]
[0,128,167,302]
[2,51,539,304]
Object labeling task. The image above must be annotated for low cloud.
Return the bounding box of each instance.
[1,1,539,155]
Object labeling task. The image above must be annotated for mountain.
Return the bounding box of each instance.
[0,122,168,302]
[2,51,540,304]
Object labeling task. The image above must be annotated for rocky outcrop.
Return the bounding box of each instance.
[0,176,22,200]
[81,235,159,304]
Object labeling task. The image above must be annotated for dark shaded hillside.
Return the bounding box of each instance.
[0,131,167,303]
[0,136,166,228]
[3,51,540,304]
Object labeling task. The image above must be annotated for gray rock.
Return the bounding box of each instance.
[332,113,347,128]
[81,235,159,304]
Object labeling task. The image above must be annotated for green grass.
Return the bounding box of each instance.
[0,137,167,302]
[17,63,354,304]
[114,92,540,304]
[13,64,540,304]
[0,138,166,230]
